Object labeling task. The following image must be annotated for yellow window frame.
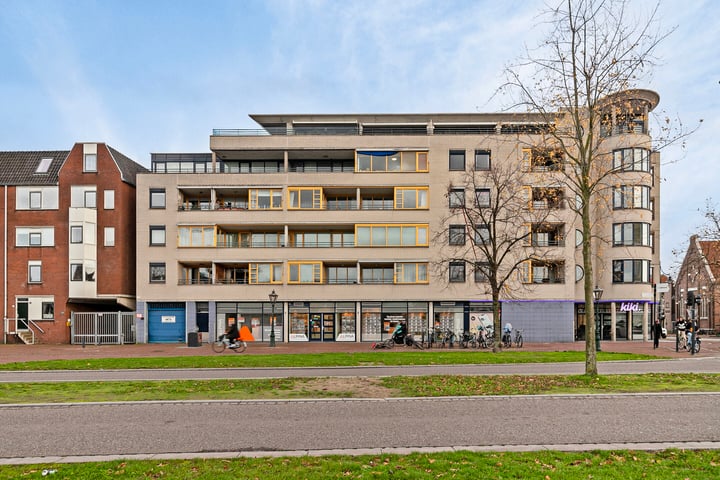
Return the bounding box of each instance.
[394,187,429,209]
[287,187,325,210]
[249,188,282,210]
[287,261,324,284]
[354,224,429,247]
[394,262,429,284]
[177,225,217,247]
[249,263,283,284]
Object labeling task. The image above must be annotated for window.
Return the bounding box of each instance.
[84,191,97,208]
[178,226,215,247]
[395,262,428,283]
[288,187,323,209]
[288,261,323,284]
[449,188,465,208]
[104,227,115,247]
[523,147,563,172]
[530,223,565,247]
[85,263,96,282]
[71,263,83,281]
[150,225,166,246]
[474,150,491,170]
[475,262,490,282]
[36,157,53,173]
[70,225,83,244]
[449,150,466,171]
[150,189,166,209]
[613,259,650,283]
[356,151,428,172]
[474,224,490,245]
[104,190,115,209]
[613,223,651,247]
[249,263,283,284]
[16,227,54,247]
[530,187,565,209]
[449,225,465,245]
[249,189,282,209]
[613,148,651,172]
[475,188,490,207]
[29,191,42,209]
[28,261,42,283]
[84,153,97,172]
[355,224,429,247]
[394,187,428,209]
[520,260,565,284]
[149,263,166,283]
[361,266,394,284]
[327,266,357,284]
[42,301,54,319]
[613,185,651,209]
[449,262,466,283]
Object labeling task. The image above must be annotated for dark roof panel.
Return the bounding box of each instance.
[0,151,69,185]
[107,146,149,186]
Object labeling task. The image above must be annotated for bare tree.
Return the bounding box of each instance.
[499,0,683,375]
[435,157,560,352]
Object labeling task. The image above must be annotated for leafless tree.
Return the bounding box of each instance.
[435,158,560,352]
[498,0,688,375]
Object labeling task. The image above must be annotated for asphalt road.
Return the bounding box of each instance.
[1,356,719,382]
[2,393,719,463]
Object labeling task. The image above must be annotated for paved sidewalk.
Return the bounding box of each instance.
[0,337,716,364]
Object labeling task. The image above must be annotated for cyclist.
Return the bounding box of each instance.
[225,322,240,348]
[676,318,686,350]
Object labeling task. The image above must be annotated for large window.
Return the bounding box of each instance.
[395,263,428,284]
[523,147,564,172]
[178,226,215,247]
[449,150,466,171]
[28,261,42,283]
[288,261,323,284]
[327,266,357,284]
[613,223,652,247]
[613,148,651,172]
[394,187,428,209]
[150,188,166,209]
[288,187,323,209]
[355,224,429,247]
[16,187,59,210]
[520,260,565,284]
[449,225,465,245]
[356,151,428,172]
[249,189,282,210]
[249,263,283,284]
[150,225,166,246]
[474,150,491,170]
[449,262,466,283]
[361,266,394,284]
[613,259,651,283]
[149,263,166,283]
[449,188,465,208]
[613,185,651,209]
[16,227,54,247]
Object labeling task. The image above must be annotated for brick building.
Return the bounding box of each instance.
[1,143,147,344]
[674,235,720,334]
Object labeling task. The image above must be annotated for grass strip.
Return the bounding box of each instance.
[0,350,658,371]
[0,449,718,479]
[1,373,718,404]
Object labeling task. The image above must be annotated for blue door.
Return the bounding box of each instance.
[148,303,186,343]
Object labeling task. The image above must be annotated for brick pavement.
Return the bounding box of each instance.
[0,337,716,364]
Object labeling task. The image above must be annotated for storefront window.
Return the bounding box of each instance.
[289,308,309,341]
[361,303,382,342]
[433,303,463,336]
[216,302,284,343]
[336,303,356,342]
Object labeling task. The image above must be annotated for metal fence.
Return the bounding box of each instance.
[71,312,137,345]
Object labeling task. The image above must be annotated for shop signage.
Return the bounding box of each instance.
[619,302,641,312]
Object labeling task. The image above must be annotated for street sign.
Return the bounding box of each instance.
[656,283,669,293]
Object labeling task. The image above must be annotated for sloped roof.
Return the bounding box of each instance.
[107,146,149,186]
[699,240,720,283]
[0,151,69,185]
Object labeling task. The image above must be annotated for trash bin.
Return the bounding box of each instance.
[187,331,200,347]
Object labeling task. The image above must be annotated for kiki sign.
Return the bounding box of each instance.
[619,302,641,312]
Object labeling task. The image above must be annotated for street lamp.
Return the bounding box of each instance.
[269,289,278,347]
[593,285,604,352]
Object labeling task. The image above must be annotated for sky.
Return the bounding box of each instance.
[1,0,717,275]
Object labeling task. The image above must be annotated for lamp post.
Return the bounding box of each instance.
[269,289,278,347]
[593,285,604,352]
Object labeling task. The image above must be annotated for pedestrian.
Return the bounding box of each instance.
[652,319,662,349]
[686,318,694,353]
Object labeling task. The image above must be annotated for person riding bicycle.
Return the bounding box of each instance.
[225,322,240,348]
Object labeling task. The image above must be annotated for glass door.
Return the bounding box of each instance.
[309,313,322,341]
[322,313,335,341]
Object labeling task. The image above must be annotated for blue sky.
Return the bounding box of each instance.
[1,0,717,274]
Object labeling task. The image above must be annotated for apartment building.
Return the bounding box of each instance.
[136,89,661,344]
[1,143,147,344]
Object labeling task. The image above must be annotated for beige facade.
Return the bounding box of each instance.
[136,90,661,344]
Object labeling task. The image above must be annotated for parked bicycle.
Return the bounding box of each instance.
[689,335,701,354]
[513,329,524,348]
[211,334,247,353]
[372,323,424,350]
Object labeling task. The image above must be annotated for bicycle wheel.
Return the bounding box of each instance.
[412,339,424,350]
[231,341,247,353]
[211,337,226,353]
[515,335,523,348]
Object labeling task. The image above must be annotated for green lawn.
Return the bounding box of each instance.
[1,449,717,479]
[0,350,657,370]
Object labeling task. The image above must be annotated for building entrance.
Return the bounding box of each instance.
[309,313,335,341]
